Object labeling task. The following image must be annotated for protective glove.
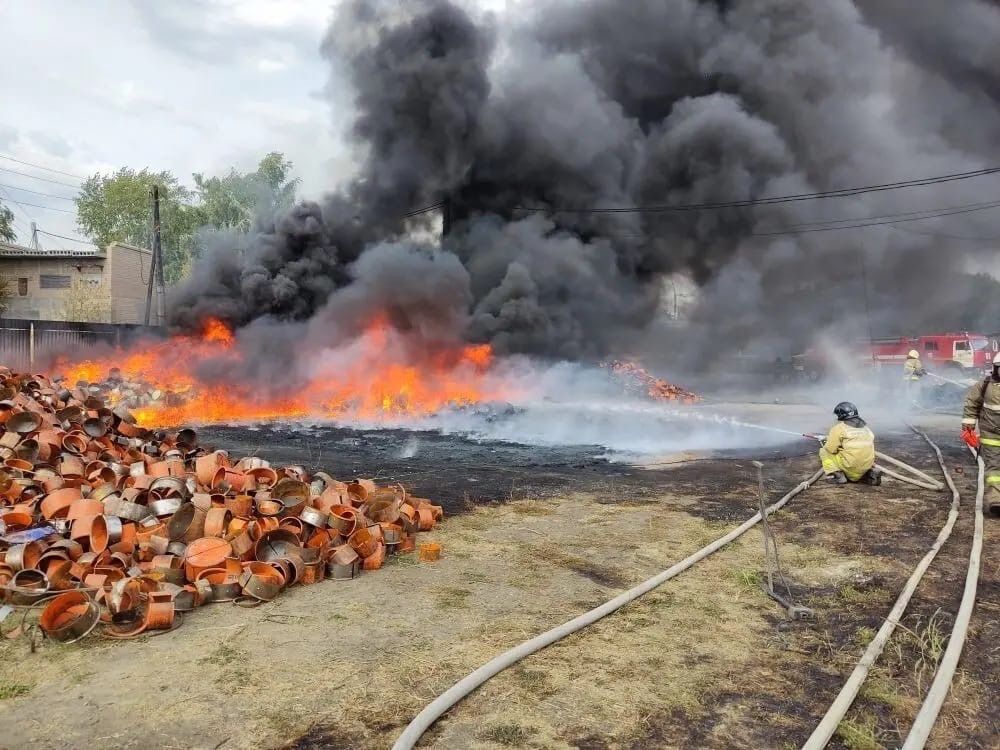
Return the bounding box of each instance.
[961,424,980,449]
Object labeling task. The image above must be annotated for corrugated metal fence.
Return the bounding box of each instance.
[0,318,162,371]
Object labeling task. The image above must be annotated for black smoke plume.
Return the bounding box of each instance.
[169,0,1000,369]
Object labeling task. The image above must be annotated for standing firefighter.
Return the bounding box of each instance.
[903,349,926,403]
[962,352,1000,515]
[819,402,881,485]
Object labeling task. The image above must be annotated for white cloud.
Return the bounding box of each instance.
[0,0,350,247]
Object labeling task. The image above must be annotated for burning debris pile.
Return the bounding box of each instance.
[56,317,501,427]
[0,366,443,644]
[604,361,699,404]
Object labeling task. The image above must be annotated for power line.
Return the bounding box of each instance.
[0,166,81,189]
[0,198,75,214]
[514,166,1000,214]
[0,182,78,201]
[36,228,98,247]
[762,198,1000,230]
[591,197,1000,240]
[0,184,39,224]
[0,154,85,180]
[889,223,1000,243]
[750,199,1000,236]
[402,201,444,218]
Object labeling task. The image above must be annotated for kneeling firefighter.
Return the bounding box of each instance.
[962,351,1000,516]
[819,402,881,485]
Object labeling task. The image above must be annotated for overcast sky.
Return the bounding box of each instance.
[1,1,509,250]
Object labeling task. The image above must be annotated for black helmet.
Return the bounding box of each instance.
[834,401,859,421]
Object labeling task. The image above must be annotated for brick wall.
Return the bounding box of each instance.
[0,256,106,320]
[106,243,160,324]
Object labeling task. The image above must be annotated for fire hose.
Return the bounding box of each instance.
[392,438,949,749]
[901,444,984,749]
[801,433,944,491]
[801,427,966,749]
[389,469,825,750]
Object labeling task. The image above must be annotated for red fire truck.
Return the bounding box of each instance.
[793,332,993,381]
[867,333,992,373]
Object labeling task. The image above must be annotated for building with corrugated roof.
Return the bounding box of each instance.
[0,240,161,323]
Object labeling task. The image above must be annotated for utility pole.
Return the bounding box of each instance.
[153,186,166,325]
[441,196,453,239]
[29,222,39,251]
[144,186,162,326]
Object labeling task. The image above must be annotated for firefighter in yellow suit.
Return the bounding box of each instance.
[819,402,880,485]
[903,349,926,405]
[962,352,1000,515]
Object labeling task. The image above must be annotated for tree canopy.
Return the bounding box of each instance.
[75,153,299,283]
[0,200,15,243]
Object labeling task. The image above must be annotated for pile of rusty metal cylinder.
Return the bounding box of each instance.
[0,367,443,643]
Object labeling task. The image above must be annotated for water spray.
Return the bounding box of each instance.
[924,371,974,388]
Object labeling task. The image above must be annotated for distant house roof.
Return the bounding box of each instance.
[0,240,105,259]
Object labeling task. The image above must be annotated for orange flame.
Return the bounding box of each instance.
[58,318,503,427]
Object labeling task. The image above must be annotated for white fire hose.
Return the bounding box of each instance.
[900,444,984,749]
[392,439,951,749]
[800,428,965,749]
[390,469,824,750]
[874,451,944,491]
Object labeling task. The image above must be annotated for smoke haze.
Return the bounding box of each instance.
[169,0,1000,372]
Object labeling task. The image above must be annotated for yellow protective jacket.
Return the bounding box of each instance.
[963,378,1000,439]
[824,421,876,477]
[903,357,925,381]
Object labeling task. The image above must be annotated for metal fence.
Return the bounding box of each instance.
[0,318,162,372]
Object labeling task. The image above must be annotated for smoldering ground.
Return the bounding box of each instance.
[167,0,1000,375]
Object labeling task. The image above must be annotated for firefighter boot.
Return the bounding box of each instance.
[826,471,848,485]
[987,487,1000,518]
[862,468,882,486]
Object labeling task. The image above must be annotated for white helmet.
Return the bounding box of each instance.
[908,350,919,359]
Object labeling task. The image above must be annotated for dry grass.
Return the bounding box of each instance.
[478,722,535,745]
[521,542,628,588]
[0,473,989,750]
[434,586,472,609]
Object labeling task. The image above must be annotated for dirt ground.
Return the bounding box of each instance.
[0,417,995,750]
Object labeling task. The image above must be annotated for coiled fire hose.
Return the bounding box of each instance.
[393,441,948,749]
[801,428,963,749]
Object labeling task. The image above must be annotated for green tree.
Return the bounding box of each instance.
[192,152,299,233]
[75,154,298,285]
[75,168,203,284]
[0,200,15,243]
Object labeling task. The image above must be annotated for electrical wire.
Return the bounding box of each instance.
[513,166,1000,214]
[0,198,75,214]
[0,182,78,201]
[36,228,99,248]
[0,166,81,188]
[0,185,40,231]
[756,197,1000,231]
[0,153,85,179]
[751,199,1000,237]
[401,201,444,218]
[889,223,1000,242]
